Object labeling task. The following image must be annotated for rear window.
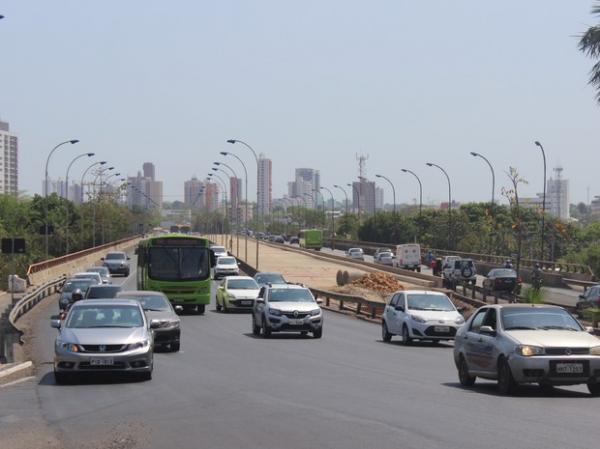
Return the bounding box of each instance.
[106,253,125,260]
[269,288,315,303]
[86,286,122,299]
[219,257,236,265]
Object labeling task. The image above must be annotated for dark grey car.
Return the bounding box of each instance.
[102,251,131,276]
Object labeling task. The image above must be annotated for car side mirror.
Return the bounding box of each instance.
[316,299,323,305]
[255,298,265,304]
[480,325,496,335]
[50,318,61,329]
[457,306,466,313]
[174,305,183,313]
[149,319,161,329]
[586,326,595,334]
[102,280,108,284]
[101,257,105,261]
[127,257,131,260]
[579,294,586,300]
[395,305,405,312]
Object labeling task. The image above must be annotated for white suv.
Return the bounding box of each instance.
[252,284,323,338]
[381,290,464,344]
[346,248,364,261]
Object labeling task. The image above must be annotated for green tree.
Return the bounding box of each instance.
[579,2,600,104]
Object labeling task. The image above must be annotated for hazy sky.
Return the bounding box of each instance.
[1,1,599,205]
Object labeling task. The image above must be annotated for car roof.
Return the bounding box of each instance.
[268,283,306,290]
[254,272,284,276]
[106,251,126,255]
[477,304,564,310]
[74,272,100,276]
[88,285,120,290]
[72,299,139,307]
[392,289,448,296]
[226,276,255,281]
[217,255,235,260]
[116,290,167,297]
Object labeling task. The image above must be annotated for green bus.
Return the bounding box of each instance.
[299,229,323,250]
[136,234,213,314]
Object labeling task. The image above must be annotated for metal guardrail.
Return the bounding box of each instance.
[562,278,598,292]
[9,276,65,329]
[310,287,384,319]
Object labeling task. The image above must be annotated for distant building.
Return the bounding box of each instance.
[287,168,320,208]
[521,167,570,220]
[375,186,384,210]
[143,162,156,181]
[257,155,272,217]
[184,177,204,208]
[352,179,376,215]
[127,163,163,209]
[205,182,219,212]
[0,120,18,195]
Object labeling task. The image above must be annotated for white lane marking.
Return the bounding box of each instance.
[0,376,36,388]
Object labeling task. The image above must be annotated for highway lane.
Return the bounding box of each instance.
[4,258,600,448]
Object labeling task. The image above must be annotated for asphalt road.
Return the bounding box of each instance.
[2,256,600,449]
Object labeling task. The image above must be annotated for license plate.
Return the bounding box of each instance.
[240,300,252,306]
[90,358,114,366]
[290,319,304,325]
[555,363,584,374]
[434,326,450,333]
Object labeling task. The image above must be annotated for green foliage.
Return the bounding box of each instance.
[579,2,600,104]
[522,286,544,304]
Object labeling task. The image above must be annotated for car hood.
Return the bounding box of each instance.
[228,289,260,299]
[60,327,148,345]
[407,310,461,323]
[269,302,320,312]
[145,310,178,322]
[505,330,600,347]
[216,264,238,270]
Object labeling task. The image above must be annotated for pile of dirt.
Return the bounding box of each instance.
[350,272,405,294]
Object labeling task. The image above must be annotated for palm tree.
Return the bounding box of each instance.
[580,2,600,104]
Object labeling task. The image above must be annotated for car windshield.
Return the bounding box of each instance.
[106,253,125,260]
[406,294,455,311]
[219,257,236,265]
[74,274,98,280]
[269,288,315,303]
[228,279,259,290]
[255,273,285,284]
[212,246,226,253]
[120,295,171,311]
[87,267,109,276]
[86,286,121,299]
[489,269,516,277]
[66,305,143,328]
[501,308,582,331]
[63,280,93,293]
[349,249,362,253]
[149,246,209,281]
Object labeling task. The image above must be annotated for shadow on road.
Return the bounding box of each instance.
[39,371,150,387]
[442,381,591,398]
[242,332,315,340]
[378,339,453,349]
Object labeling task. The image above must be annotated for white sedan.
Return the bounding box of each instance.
[454,304,600,395]
[216,276,260,312]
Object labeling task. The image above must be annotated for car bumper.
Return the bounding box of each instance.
[224,297,256,311]
[509,355,600,384]
[153,327,181,346]
[104,265,129,275]
[266,315,323,332]
[54,347,153,373]
[410,322,459,340]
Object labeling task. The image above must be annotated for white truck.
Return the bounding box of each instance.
[394,244,421,272]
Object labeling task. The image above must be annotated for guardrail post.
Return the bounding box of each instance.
[462,283,467,296]
[471,285,476,299]
[356,302,362,315]
[371,304,377,319]
[339,300,344,311]
[326,296,330,307]
[494,294,498,305]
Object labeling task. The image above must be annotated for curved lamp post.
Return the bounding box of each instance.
[221,151,249,262]
[534,140,547,262]
[375,174,396,215]
[79,161,106,245]
[44,139,79,258]
[64,152,94,254]
[320,186,336,248]
[92,166,114,247]
[401,168,423,240]
[333,184,349,215]
[426,162,452,250]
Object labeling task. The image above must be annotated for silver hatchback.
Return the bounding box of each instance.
[52,299,157,383]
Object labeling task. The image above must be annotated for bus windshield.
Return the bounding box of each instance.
[149,246,209,281]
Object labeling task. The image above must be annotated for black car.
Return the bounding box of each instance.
[274,235,285,243]
[482,268,521,294]
[576,285,600,314]
[85,285,123,299]
[289,236,299,245]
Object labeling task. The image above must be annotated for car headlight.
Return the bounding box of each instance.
[309,309,321,316]
[590,346,600,356]
[61,343,80,352]
[269,308,282,316]
[454,316,465,325]
[516,345,545,357]
[410,315,426,323]
[128,340,150,350]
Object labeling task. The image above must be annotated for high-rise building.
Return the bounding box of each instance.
[0,120,18,195]
[230,177,242,224]
[287,168,320,208]
[127,163,163,209]
[143,162,155,181]
[375,186,384,210]
[547,166,569,220]
[184,176,205,208]
[205,182,219,212]
[352,179,376,215]
[257,155,272,217]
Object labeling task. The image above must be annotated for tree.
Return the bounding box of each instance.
[502,167,528,276]
[579,2,600,104]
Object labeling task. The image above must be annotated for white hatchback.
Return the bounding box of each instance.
[381,290,465,344]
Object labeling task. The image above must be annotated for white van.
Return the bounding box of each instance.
[394,244,421,272]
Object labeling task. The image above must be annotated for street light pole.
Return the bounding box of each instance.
[222,151,249,263]
[64,152,94,254]
[401,169,423,240]
[227,139,260,269]
[333,184,349,215]
[426,162,452,250]
[375,174,396,215]
[92,166,114,247]
[80,161,106,246]
[209,172,229,245]
[534,141,547,262]
[320,186,336,249]
[44,139,79,258]
[470,152,495,206]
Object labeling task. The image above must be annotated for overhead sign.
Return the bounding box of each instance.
[1,238,26,254]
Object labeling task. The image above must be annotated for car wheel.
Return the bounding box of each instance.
[222,301,228,313]
[382,321,392,342]
[252,316,261,336]
[171,342,180,352]
[497,358,516,395]
[262,316,271,338]
[313,328,323,339]
[587,381,600,396]
[402,325,412,346]
[458,355,476,387]
[416,266,421,273]
[54,371,70,385]
[197,304,205,315]
[216,296,222,311]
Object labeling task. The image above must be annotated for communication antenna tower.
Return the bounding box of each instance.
[356,153,369,180]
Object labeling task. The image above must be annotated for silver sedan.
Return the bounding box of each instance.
[52,299,158,383]
[454,304,600,395]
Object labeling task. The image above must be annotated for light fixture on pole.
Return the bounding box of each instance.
[426,162,452,250]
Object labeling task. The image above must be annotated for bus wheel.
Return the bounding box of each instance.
[196,305,205,315]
